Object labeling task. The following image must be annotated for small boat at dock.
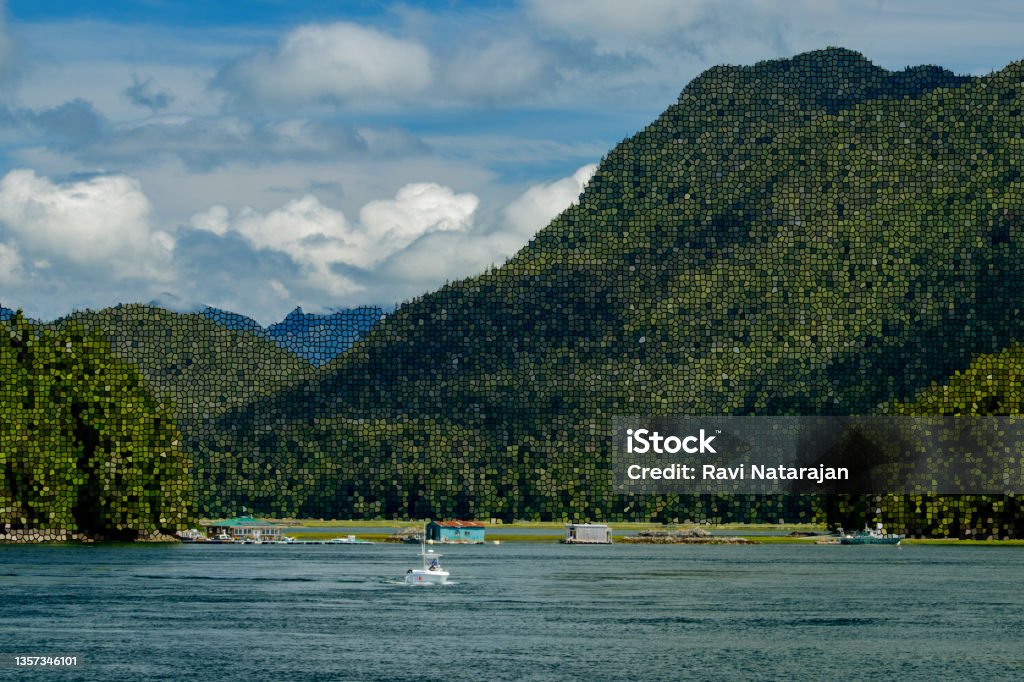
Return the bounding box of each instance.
[838,524,904,545]
[327,535,375,544]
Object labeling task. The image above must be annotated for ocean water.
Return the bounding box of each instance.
[1,543,1021,681]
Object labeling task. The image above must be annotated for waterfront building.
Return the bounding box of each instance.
[562,523,613,544]
[203,516,285,542]
[426,520,486,544]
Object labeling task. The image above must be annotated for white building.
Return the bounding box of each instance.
[561,523,613,544]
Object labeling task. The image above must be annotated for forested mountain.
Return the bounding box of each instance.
[1,304,310,538]
[58,304,313,431]
[831,346,1024,539]
[189,48,1024,534]
[6,48,1023,536]
[0,313,194,539]
[278,48,1000,421]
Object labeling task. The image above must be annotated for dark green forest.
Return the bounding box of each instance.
[186,48,1024,536]
[1,312,193,539]
[58,304,314,430]
[4,48,1024,538]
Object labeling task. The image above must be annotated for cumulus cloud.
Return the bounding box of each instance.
[359,183,479,259]
[184,165,593,309]
[502,164,597,236]
[231,195,358,296]
[215,22,432,107]
[268,278,291,300]
[188,182,477,297]
[124,75,176,112]
[377,164,596,291]
[188,203,229,236]
[0,161,595,320]
[0,241,22,283]
[0,170,174,280]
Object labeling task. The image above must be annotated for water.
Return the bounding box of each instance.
[1,543,1021,681]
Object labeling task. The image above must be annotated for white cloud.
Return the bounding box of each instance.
[0,241,23,283]
[359,183,478,258]
[502,164,597,236]
[189,204,230,236]
[231,194,359,296]
[188,182,478,297]
[0,161,596,320]
[216,22,432,106]
[0,170,174,280]
[268,279,290,299]
[378,164,597,291]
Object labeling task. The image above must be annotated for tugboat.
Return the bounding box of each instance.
[405,547,449,585]
[838,523,904,545]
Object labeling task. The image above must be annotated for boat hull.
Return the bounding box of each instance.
[405,569,449,585]
[839,536,902,545]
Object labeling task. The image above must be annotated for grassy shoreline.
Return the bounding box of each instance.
[283,532,1024,545]
[239,519,830,532]
[217,520,1024,545]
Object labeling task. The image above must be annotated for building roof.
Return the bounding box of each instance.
[204,516,285,528]
[429,520,486,528]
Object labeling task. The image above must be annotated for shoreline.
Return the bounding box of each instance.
[4,534,1024,546]
[256,520,829,531]
[5,521,1024,545]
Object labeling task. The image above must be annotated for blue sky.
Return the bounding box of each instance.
[0,0,1022,323]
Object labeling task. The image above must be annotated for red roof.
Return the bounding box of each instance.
[431,520,486,528]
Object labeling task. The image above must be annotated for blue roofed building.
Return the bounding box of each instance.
[426,520,486,544]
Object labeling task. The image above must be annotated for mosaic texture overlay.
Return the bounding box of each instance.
[4,49,1024,540]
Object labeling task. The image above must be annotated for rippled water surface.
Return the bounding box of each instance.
[1,543,1022,680]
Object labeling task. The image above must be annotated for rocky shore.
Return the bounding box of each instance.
[0,528,180,543]
[619,528,759,544]
[384,527,424,543]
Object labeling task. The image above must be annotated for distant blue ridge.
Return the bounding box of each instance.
[201,305,384,366]
[1,301,381,365]
[201,307,263,334]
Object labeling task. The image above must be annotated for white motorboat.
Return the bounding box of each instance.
[405,547,449,585]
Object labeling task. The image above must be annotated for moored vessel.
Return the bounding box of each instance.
[838,524,904,545]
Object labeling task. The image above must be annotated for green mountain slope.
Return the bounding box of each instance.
[1,313,193,539]
[199,49,1024,528]
[60,304,313,429]
[315,48,994,420]
[826,346,1024,538]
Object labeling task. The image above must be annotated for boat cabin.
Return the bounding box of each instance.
[562,523,613,544]
[426,520,486,544]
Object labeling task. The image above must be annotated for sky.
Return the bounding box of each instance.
[0,1,1022,324]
